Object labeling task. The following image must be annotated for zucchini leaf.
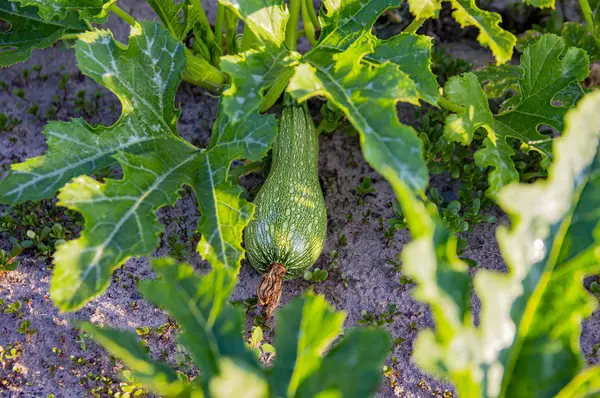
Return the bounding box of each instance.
[405,0,516,64]
[407,0,441,19]
[449,0,516,64]
[0,22,277,311]
[444,34,590,198]
[288,0,433,194]
[0,23,185,203]
[85,258,391,397]
[473,64,520,99]
[0,0,87,66]
[218,0,288,47]
[269,293,346,396]
[145,0,203,41]
[385,89,600,397]
[10,0,114,22]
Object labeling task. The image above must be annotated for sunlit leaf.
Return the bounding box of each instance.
[449,0,516,64]
[444,34,589,197]
[0,22,184,203]
[386,89,600,397]
[289,0,430,193]
[218,0,288,46]
[87,258,390,397]
[406,0,440,19]
[270,292,345,396]
[16,22,280,311]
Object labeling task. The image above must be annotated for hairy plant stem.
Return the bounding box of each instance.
[108,4,136,27]
[215,3,225,54]
[285,0,302,50]
[224,8,239,54]
[302,0,318,47]
[404,17,425,33]
[60,33,81,41]
[438,95,466,114]
[304,0,320,30]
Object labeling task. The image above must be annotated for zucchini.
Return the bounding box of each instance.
[244,101,327,317]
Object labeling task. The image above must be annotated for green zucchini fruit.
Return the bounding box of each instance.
[244,101,327,317]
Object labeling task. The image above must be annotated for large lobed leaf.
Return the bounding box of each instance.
[2,21,278,311]
[288,0,435,194]
[444,34,589,198]
[224,0,439,194]
[385,89,600,397]
[7,21,193,311]
[85,258,391,397]
[0,22,185,203]
[0,0,87,66]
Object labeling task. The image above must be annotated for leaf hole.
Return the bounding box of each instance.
[0,20,11,33]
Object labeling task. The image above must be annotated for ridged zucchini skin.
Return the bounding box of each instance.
[244,103,327,279]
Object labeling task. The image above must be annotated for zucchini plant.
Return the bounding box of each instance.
[0,0,596,313]
[385,89,600,397]
[81,257,392,398]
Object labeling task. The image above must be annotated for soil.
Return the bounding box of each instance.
[1,1,600,397]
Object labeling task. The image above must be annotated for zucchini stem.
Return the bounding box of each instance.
[215,3,225,54]
[438,95,466,114]
[285,0,302,50]
[257,262,287,319]
[108,4,137,26]
[404,17,425,33]
[302,0,318,47]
